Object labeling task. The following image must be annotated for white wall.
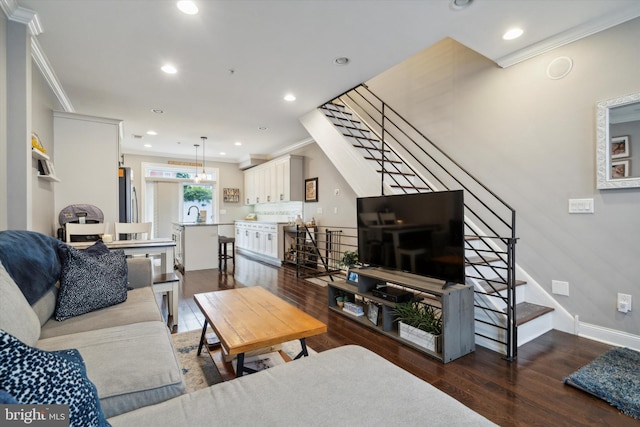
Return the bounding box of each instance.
[53,112,121,234]
[366,19,640,335]
[291,143,358,229]
[0,13,7,230]
[31,60,62,235]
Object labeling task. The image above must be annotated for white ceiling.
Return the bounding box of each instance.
[12,0,640,163]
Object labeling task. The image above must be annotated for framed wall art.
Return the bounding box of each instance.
[305,177,318,202]
[223,188,240,203]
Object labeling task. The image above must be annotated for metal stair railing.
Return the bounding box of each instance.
[319,84,518,360]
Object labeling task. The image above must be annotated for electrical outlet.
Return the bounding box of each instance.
[552,280,569,296]
[617,293,632,313]
[333,207,338,214]
[317,207,322,214]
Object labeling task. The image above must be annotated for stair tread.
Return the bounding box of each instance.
[376,170,416,176]
[466,256,503,265]
[477,279,527,294]
[353,144,390,153]
[390,185,430,190]
[364,156,402,164]
[513,302,554,326]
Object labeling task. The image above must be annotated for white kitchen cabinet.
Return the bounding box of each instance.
[243,155,303,205]
[235,221,284,266]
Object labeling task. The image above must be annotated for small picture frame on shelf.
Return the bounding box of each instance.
[44,160,56,176]
[346,269,359,286]
[367,302,380,326]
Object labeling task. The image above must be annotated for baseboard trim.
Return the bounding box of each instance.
[578,322,640,351]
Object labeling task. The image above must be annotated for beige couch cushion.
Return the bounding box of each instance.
[108,345,496,427]
[40,286,162,339]
[0,262,40,345]
[38,321,185,418]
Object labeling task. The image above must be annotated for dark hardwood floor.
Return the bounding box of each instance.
[156,254,635,426]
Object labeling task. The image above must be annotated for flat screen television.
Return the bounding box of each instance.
[356,190,465,285]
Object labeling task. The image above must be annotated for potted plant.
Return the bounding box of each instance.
[339,250,359,269]
[393,300,442,352]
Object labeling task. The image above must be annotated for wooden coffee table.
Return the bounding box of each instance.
[194,287,327,377]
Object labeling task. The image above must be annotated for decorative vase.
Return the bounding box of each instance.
[398,321,441,353]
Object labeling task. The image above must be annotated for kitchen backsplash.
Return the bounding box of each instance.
[253,201,303,223]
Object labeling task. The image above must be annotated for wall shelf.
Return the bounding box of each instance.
[32,147,60,182]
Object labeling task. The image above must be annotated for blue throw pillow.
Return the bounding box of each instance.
[0,329,109,427]
[83,240,110,257]
[0,389,18,404]
[0,230,63,304]
[55,246,128,321]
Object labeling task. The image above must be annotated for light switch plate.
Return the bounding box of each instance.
[568,198,594,214]
[552,280,569,296]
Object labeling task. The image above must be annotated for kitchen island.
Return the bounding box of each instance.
[172,222,221,272]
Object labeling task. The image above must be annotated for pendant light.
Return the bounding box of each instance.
[193,143,201,183]
[199,136,207,181]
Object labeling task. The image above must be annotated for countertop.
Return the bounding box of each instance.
[173,222,234,227]
[235,220,290,225]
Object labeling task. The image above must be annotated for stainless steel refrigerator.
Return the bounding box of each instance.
[118,167,139,237]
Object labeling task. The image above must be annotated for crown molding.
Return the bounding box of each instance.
[269,137,315,159]
[496,5,640,68]
[1,0,42,36]
[0,0,75,112]
[31,37,74,112]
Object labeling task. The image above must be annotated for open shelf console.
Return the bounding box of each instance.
[327,267,474,363]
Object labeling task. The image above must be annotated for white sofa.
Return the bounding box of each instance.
[109,344,497,426]
[0,256,185,418]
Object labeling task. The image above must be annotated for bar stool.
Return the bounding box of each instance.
[218,236,235,271]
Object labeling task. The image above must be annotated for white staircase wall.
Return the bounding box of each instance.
[300,109,393,198]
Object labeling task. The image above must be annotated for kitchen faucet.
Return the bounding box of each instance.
[188,205,200,217]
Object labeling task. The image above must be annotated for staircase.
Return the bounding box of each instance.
[300,84,555,359]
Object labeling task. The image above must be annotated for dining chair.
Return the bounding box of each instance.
[65,223,107,243]
[114,222,152,241]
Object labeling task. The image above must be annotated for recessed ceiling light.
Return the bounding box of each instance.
[151,108,164,114]
[161,64,177,74]
[503,28,524,40]
[177,1,198,15]
[146,130,157,136]
[234,141,242,146]
[143,143,153,148]
[333,57,350,66]
[449,0,473,11]
[219,152,226,156]
[284,94,296,102]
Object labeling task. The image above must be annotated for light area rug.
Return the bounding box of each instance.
[172,328,316,393]
[564,347,640,419]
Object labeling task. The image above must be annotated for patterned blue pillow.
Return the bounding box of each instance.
[55,246,128,321]
[0,329,109,427]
